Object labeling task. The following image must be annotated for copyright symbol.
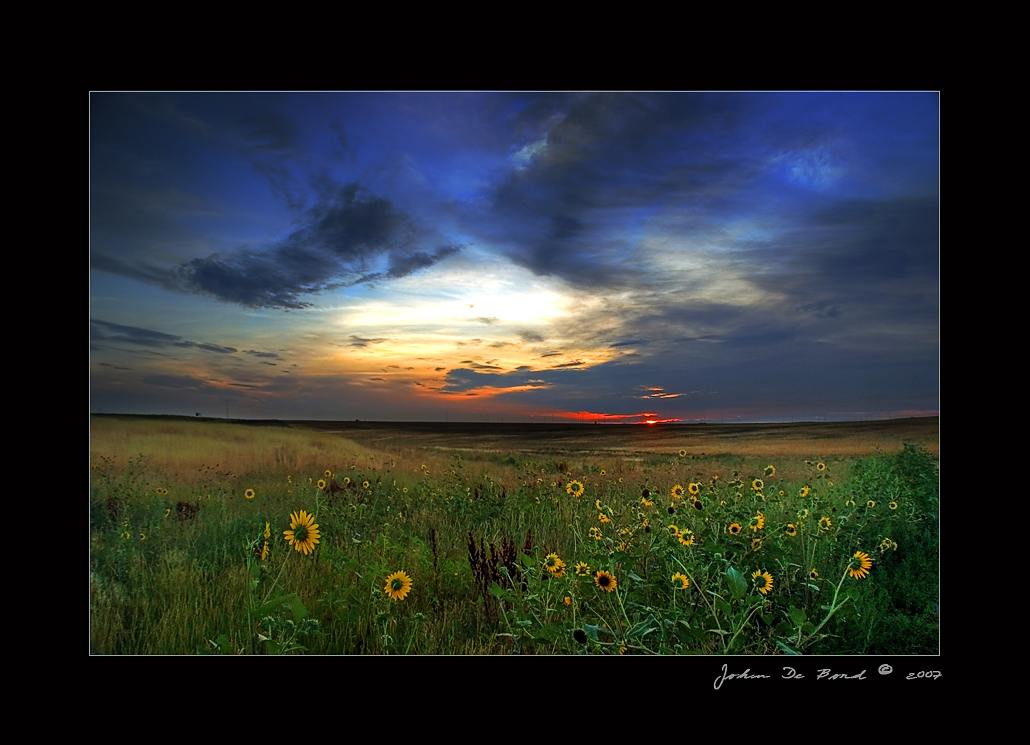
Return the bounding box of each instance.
[878,664,892,675]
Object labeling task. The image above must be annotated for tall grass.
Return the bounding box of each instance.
[90,417,938,654]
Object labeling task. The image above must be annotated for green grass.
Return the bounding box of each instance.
[90,417,938,654]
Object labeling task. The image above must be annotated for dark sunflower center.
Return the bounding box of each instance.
[598,575,610,587]
[294,525,308,542]
[391,578,404,591]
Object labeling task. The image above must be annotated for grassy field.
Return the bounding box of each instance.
[89,415,939,654]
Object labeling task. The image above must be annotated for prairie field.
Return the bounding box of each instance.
[89,415,939,654]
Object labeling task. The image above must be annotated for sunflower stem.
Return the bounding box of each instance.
[800,568,851,648]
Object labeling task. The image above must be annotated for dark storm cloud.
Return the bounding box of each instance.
[349,335,390,348]
[487,93,755,287]
[244,350,280,359]
[171,183,462,308]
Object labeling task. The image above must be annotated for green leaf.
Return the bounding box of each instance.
[775,640,801,655]
[725,566,746,599]
[789,606,807,626]
[715,597,732,616]
[290,596,308,622]
[584,624,600,642]
[627,570,645,583]
[627,614,657,639]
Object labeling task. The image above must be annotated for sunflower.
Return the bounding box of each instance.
[878,538,894,553]
[156,487,168,496]
[688,482,701,497]
[402,487,408,493]
[362,481,370,489]
[324,469,333,479]
[849,551,873,580]
[600,469,606,476]
[778,490,785,497]
[729,523,742,535]
[245,488,256,500]
[567,480,585,497]
[264,522,271,539]
[889,501,898,510]
[867,500,876,508]
[809,569,819,580]
[564,596,572,606]
[751,538,762,552]
[594,570,617,592]
[749,512,765,531]
[317,479,327,490]
[752,478,764,492]
[641,495,654,507]
[764,465,776,477]
[671,484,685,499]
[845,499,855,507]
[598,512,611,524]
[817,462,826,471]
[552,561,566,578]
[589,527,603,540]
[575,561,591,576]
[344,477,351,485]
[595,499,603,510]
[259,541,270,560]
[819,516,832,531]
[679,449,687,457]
[672,572,689,590]
[678,528,694,547]
[544,553,566,576]
[283,510,321,555]
[384,570,413,601]
[799,486,811,498]
[752,570,773,595]
[785,523,797,537]
[573,628,588,644]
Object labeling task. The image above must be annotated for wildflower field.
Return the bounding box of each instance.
[89,415,939,654]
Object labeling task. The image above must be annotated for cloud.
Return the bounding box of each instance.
[96,182,462,309]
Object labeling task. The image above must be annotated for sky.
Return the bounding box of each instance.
[90,92,939,424]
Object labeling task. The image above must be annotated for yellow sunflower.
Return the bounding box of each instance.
[672,572,689,590]
[688,482,701,496]
[567,480,585,497]
[729,523,742,535]
[600,469,606,476]
[677,528,694,547]
[362,480,370,489]
[867,500,876,508]
[809,569,819,580]
[849,551,873,580]
[589,527,603,540]
[671,484,685,499]
[594,570,617,592]
[785,523,797,537]
[799,486,810,498]
[564,596,571,606]
[344,477,351,485]
[575,561,591,576]
[317,479,327,490]
[819,516,832,531]
[750,512,765,531]
[324,469,333,479]
[259,541,269,560]
[156,487,168,496]
[764,465,776,477]
[283,510,320,555]
[598,512,611,524]
[679,449,687,457]
[245,488,256,500]
[817,462,826,471]
[264,522,271,539]
[544,553,566,575]
[752,570,773,595]
[752,478,764,492]
[384,570,412,601]
[889,501,898,510]
[845,499,855,507]
[751,538,762,552]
